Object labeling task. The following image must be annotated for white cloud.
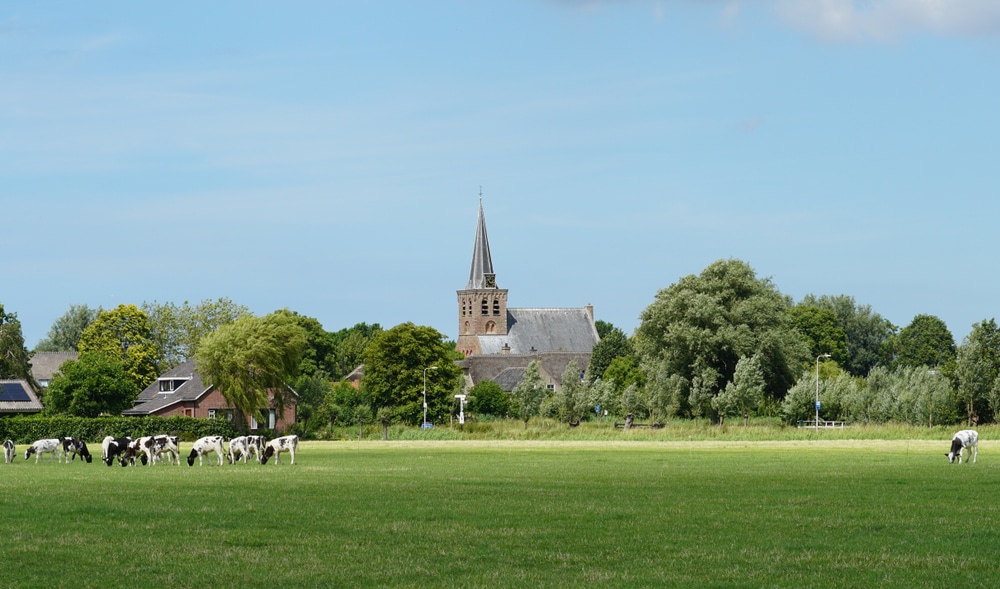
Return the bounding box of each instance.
[771,0,1000,42]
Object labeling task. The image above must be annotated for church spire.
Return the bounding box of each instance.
[466,197,496,289]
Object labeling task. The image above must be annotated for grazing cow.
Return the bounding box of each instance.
[103,437,133,466]
[947,430,979,464]
[150,435,181,465]
[227,435,265,464]
[227,436,250,464]
[187,436,225,466]
[260,435,298,465]
[3,439,14,464]
[62,437,93,463]
[122,436,155,467]
[25,439,63,463]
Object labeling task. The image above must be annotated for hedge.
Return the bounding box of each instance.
[0,415,238,445]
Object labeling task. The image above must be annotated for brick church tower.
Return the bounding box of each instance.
[457,200,508,357]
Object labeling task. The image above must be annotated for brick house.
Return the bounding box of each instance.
[122,359,297,433]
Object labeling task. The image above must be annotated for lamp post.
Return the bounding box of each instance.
[815,353,831,432]
[423,366,438,427]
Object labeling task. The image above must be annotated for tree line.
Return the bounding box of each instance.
[3,257,995,433]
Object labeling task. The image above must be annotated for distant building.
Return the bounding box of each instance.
[123,360,297,433]
[0,380,44,415]
[30,351,78,389]
[457,201,599,393]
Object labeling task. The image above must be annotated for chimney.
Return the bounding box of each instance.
[585,304,594,321]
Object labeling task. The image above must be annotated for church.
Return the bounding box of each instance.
[456,200,600,393]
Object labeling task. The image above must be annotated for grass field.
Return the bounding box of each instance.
[1,439,999,588]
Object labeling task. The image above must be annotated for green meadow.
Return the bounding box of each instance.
[1,439,998,588]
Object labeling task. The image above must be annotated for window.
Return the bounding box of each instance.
[481,299,488,315]
[251,409,276,430]
[208,409,217,419]
[493,300,500,315]
[546,384,555,391]
[485,321,496,334]
[159,380,175,392]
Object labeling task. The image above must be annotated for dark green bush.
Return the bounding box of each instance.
[0,415,237,444]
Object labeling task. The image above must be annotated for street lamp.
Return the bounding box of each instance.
[815,353,831,432]
[423,366,438,427]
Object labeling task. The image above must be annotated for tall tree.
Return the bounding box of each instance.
[195,312,307,423]
[510,360,547,429]
[0,304,34,383]
[43,352,140,417]
[143,298,250,370]
[711,354,766,426]
[895,314,956,370]
[34,304,100,352]
[361,322,461,424]
[270,309,337,378]
[78,304,161,389]
[553,360,589,424]
[634,258,810,416]
[586,325,633,383]
[788,305,849,368]
[955,319,1000,425]
[798,294,896,377]
[330,323,382,380]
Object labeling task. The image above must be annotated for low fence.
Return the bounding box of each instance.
[797,419,847,429]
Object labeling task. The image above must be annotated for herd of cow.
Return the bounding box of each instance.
[1,434,298,467]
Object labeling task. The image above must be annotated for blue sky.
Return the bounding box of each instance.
[3,1,999,349]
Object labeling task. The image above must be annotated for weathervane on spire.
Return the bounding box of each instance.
[479,185,483,205]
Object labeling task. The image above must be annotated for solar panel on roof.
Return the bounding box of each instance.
[0,382,31,402]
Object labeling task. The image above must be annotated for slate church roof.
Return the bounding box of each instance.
[474,308,599,356]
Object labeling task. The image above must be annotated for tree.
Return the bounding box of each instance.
[270,309,337,378]
[195,312,307,423]
[43,353,140,417]
[634,258,810,417]
[603,355,645,397]
[586,325,633,383]
[292,373,334,437]
[330,323,383,380]
[789,305,849,368]
[510,360,546,429]
[34,304,100,352]
[712,354,766,426]
[798,294,896,377]
[361,322,461,424]
[0,304,33,383]
[78,304,161,389]
[468,379,511,417]
[955,319,1000,425]
[895,314,956,370]
[552,360,589,424]
[143,298,250,370]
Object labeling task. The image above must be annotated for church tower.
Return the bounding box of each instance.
[457,200,508,357]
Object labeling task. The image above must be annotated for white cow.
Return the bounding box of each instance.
[260,435,298,465]
[3,439,14,464]
[947,430,979,464]
[150,435,181,465]
[187,436,225,466]
[25,439,63,463]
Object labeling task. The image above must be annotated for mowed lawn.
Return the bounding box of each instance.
[1,440,999,588]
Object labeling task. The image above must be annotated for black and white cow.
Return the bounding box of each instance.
[260,435,298,465]
[227,435,265,464]
[25,439,63,463]
[103,437,133,466]
[187,436,225,466]
[150,435,180,465]
[3,439,14,464]
[247,435,267,462]
[62,437,93,463]
[947,429,979,464]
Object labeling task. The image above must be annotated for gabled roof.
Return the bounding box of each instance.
[466,201,496,290]
[30,351,78,382]
[492,367,526,392]
[0,380,45,414]
[122,359,212,416]
[475,308,599,355]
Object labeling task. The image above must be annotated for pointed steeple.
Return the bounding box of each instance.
[466,200,496,289]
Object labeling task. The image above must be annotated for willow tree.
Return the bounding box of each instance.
[195,311,307,423]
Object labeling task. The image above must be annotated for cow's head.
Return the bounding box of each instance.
[260,447,275,465]
[186,450,198,467]
[24,447,35,460]
[947,439,963,463]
